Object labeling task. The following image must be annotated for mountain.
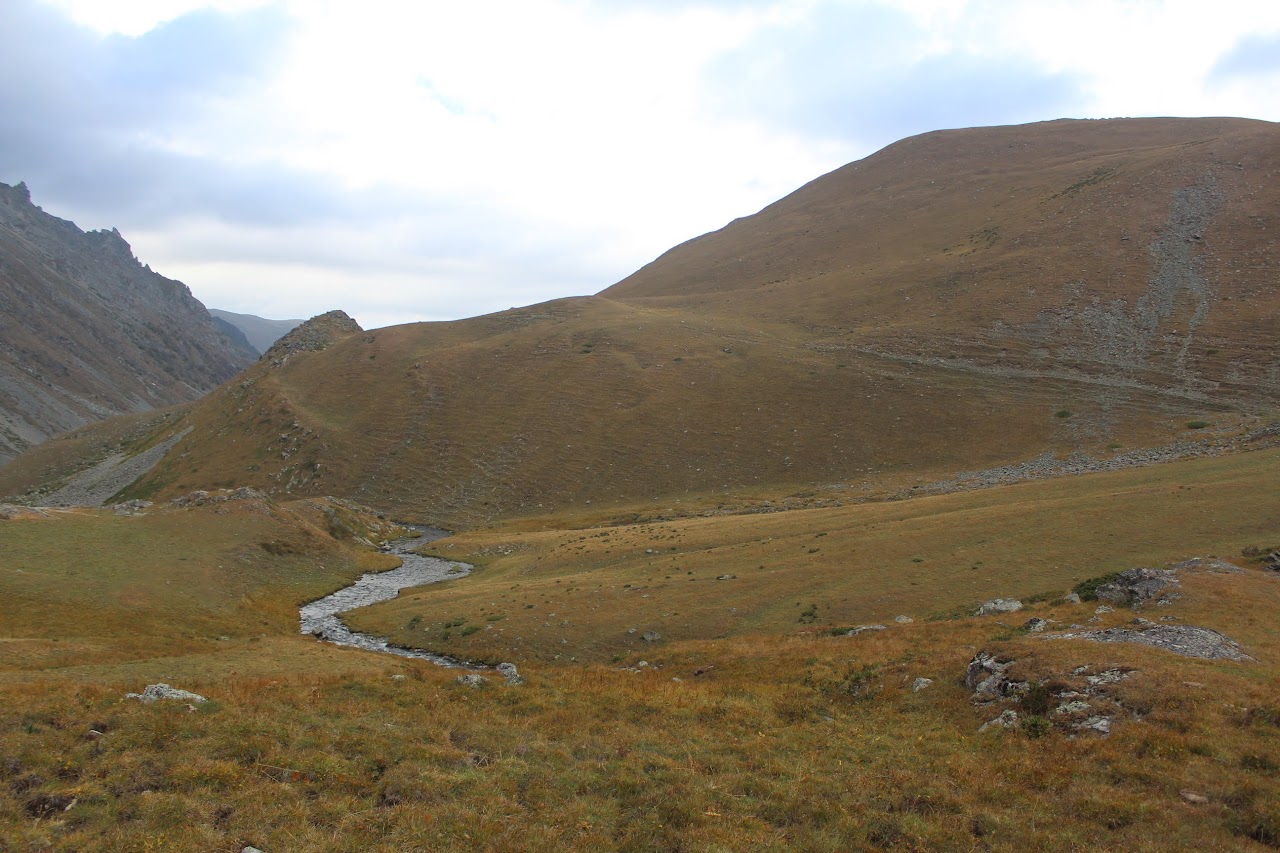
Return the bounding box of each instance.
[2,118,1277,523]
[209,308,304,355]
[0,181,255,464]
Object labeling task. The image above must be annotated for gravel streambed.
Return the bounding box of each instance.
[300,526,476,667]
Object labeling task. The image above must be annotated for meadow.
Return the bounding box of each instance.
[1,449,1278,851]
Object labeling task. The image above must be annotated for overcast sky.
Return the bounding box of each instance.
[3,0,1278,328]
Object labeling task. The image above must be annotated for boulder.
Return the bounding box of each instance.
[497,662,523,685]
[1023,617,1049,633]
[454,674,487,688]
[1093,567,1181,607]
[125,684,207,704]
[911,677,933,692]
[975,598,1023,616]
[964,651,1019,702]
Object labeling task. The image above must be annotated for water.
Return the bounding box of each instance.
[299,525,476,667]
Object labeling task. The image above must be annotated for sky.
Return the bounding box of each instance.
[2,1,1278,329]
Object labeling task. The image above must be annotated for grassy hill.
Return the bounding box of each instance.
[4,120,1277,526]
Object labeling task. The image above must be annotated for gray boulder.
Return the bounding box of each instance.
[125,683,207,704]
[1094,567,1180,607]
[964,651,1019,702]
[975,598,1023,616]
[497,662,523,685]
[455,674,487,688]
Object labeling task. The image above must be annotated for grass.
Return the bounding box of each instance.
[348,447,1280,665]
[1,456,1279,849]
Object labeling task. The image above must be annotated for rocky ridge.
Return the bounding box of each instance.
[0,181,253,464]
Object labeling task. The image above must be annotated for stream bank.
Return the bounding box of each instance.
[299,526,476,668]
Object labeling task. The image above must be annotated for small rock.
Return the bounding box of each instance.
[641,631,661,643]
[1180,791,1209,805]
[125,684,207,704]
[911,677,933,692]
[1064,592,1082,604]
[1095,605,1114,614]
[1023,617,1049,633]
[716,574,736,580]
[1182,681,1205,689]
[390,674,407,681]
[975,598,1023,616]
[1054,700,1092,715]
[242,847,266,853]
[894,615,914,624]
[636,660,650,668]
[497,662,523,685]
[844,625,887,636]
[1076,715,1113,735]
[979,709,1020,732]
[455,674,487,688]
[1085,669,1132,687]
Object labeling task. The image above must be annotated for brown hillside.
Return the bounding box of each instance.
[3,119,1277,525]
[607,117,1279,403]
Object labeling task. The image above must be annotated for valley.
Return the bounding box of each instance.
[1,117,1278,851]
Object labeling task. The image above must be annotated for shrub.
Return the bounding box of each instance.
[1022,715,1052,739]
[1186,420,1210,429]
[1055,409,1072,418]
[1073,571,1122,601]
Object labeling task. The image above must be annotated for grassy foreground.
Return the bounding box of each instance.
[0,454,1278,851]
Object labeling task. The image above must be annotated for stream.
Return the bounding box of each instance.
[299,525,476,667]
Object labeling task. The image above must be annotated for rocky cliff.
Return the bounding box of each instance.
[0,181,255,464]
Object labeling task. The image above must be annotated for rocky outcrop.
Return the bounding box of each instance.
[0,181,254,464]
[1093,568,1181,607]
[264,310,362,364]
[1047,623,1253,661]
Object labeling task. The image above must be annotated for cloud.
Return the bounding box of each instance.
[705,1,1086,150]
[0,0,297,223]
[1212,32,1280,80]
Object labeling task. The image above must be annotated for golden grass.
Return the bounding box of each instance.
[2,569,1278,851]
[0,497,398,671]
[0,458,1278,850]
[349,446,1280,665]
